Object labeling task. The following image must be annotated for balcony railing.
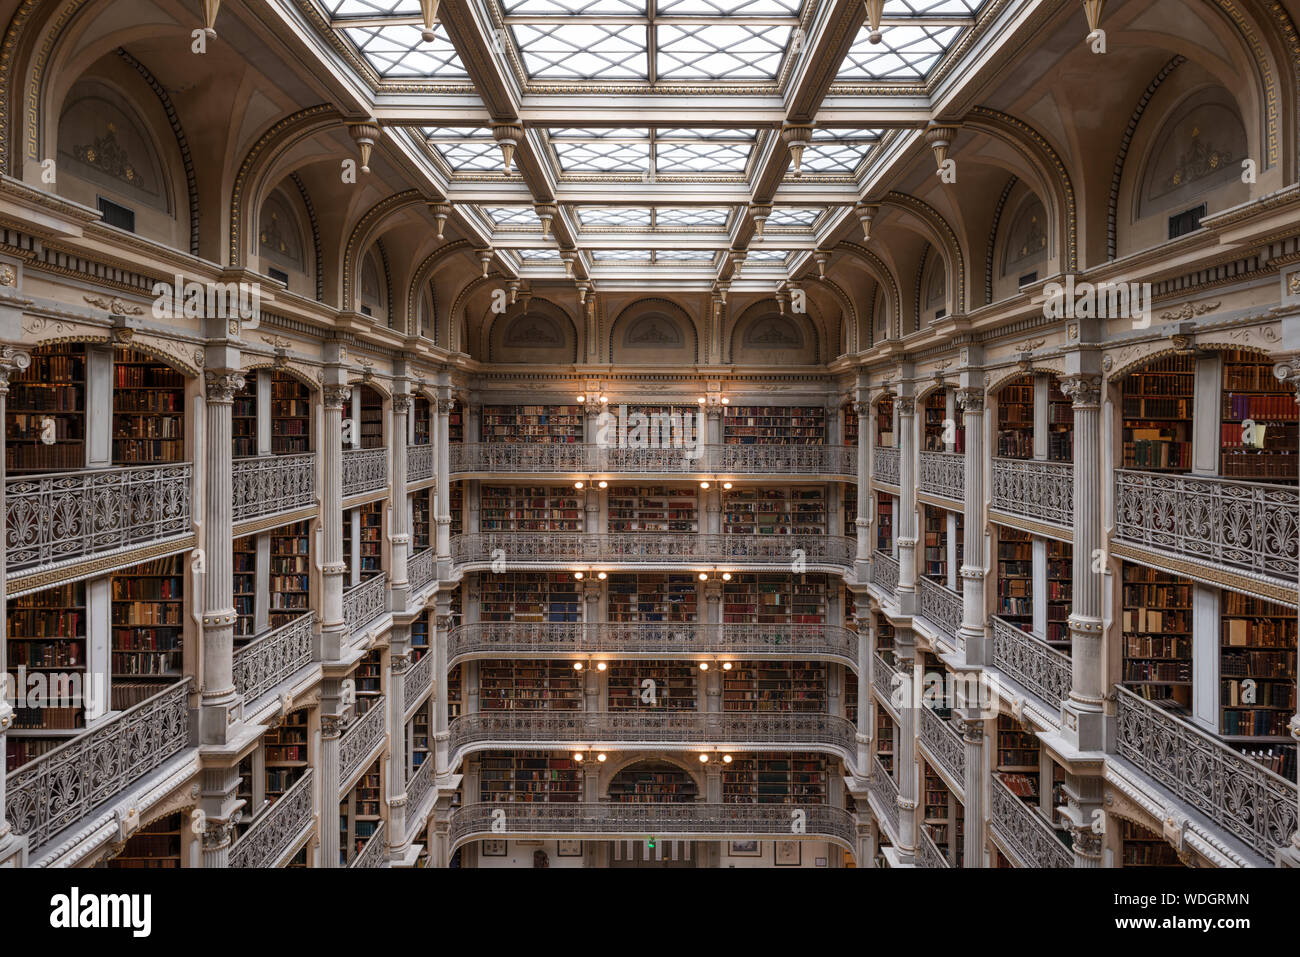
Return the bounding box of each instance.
[448,803,856,850]
[990,773,1072,869]
[5,680,192,849]
[228,769,315,869]
[351,820,387,868]
[873,446,899,487]
[404,651,434,717]
[872,651,899,709]
[448,443,856,477]
[408,547,435,595]
[446,621,858,667]
[919,706,966,789]
[916,826,951,868]
[919,450,964,501]
[343,573,388,635]
[407,443,434,483]
[706,444,855,477]
[1114,686,1298,861]
[919,577,963,643]
[6,464,192,574]
[991,458,1073,529]
[340,699,387,795]
[869,755,899,837]
[452,533,854,570]
[872,550,898,596]
[451,442,588,474]
[1114,469,1299,585]
[232,611,316,705]
[448,712,857,764]
[232,453,315,522]
[342,446,387,496]
[991,616,1071,712]
[405,757,435,843]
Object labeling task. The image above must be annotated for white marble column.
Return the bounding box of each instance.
[389,392,411,604]
[435,394,454,577]
[387,644,411,860]
[956,387,988,663]
[895,395,919,615]
[1273,359,1300,867]
[893,629,918,863]
[853,400,872,581]
[959,716,985,867]
[856,613,871,774]
[320,702,344,868]
[321,384,351,659]
[433,593,453,778]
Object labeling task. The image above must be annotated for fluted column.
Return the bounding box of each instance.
[895,395,918,615]
[320,706,344,868]
[852,400,872,580]
[956,387,988,663]
[435,394,454,577]
[389,393,411,601]
[856,614,870,774]
[1060,375,1105,747]
[893,629,918,863]
[387,647,411,859]
[321,385,350,659]
[433,596,453,777]
[1272,359,1300,866]
[959,716,985,867]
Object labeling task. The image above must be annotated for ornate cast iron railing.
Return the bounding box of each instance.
[872,550,899,597]
[451,442,588,474]
[407,443,434,483]
[916,826,951,868]
[919,450,965,501]
[919,577,963,643]
[339,699,387,795]
[990,772,1073,869]
[873,446,900,487]
[448,443,856,477]
[5,680,192,849]
[452,533,854,570]
[404,651,434,716]
[1114,469,1299,584]
[351,820,387,868]
[342,446,387,496]
[405,757,435,842]
[1114,686,1298,860]
[228,769,315,869]
[918,706,966,788]
[232,453,315,522]
[232,612,316,704]
[872,651,900,709]
[869,755,899,837]
[408,547,435,595]
[991,616,1072,711]
[343,573,388,635]
[707,444,856,476]
[991,458,1074,528]
[6,464,192,573]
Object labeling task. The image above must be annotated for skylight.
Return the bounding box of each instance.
[549,129,757,175]
[340,23,467,77]
[423,127,501,172]
[485,206,543,226]
[766,207,822,227]
[798,128,882,174]
[577,207,654,227]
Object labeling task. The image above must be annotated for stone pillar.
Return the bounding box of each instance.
[387,642,411,860]
[958,715,985,867]
[321,384,351,660]
[856,818,877,869]
[389,392,411,606]
[1060,375,1105,749]
[856,617,870,774]
[895,394,918,615]
[853,400,872,581]
[436,393,454,577]
[197,765,241,868]
[956,387,988,664]
[1063,773,1105,868]
[1272,359,1300,867]
[893,629,918,863]
[320,700,344,868]
[434,594,453,778]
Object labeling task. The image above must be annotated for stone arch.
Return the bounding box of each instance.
[598,752,706,797]
[609,299,700,365]
[339,189,424,310]
[257,183,315,300]
[833,242,902,340]
[882,191,967,318]
[727,303,819,365]
[406,240,475,342]
[486,299,580,364]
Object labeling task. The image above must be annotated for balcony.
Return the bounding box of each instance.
[918,706,965,791]
[405,756,435,844]
[6,463,192,577]
[232,453,315,523]
[872,550,898,597]
[408,547,435,595]
[1113,470,1299,591]
[448,712,857,766]
[343,573,388,635]
[918,450,964,502]
[991,458,1073,530]
[446,621,859,669]
[918,577,963,645]
[873,446,900,487]
[232,612,316,705]
[448,803,856,852]
[339,699,387,796]
[342,447,387,497]
[448,443,855,478]
[351,820,387,868]
[990,773,1073,868]
[1114,686,1298,861]
[452,533,854,572]
[872,651,899,712]
[404,651,434,718]
[5,680,192,850]
[991,616,1072,713]
[228,769,315,868]
[407,444,434,484]
[916,826,951,868]
[868,755,899,838]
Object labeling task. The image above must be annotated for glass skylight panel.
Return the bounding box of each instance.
[552,141,651,172]
[837,24,962,80]
[656,0,801,14]
[424,128,501,172]
[511,23,648,79]
[517,248,563,260]
[655,23,791,80]
[485,206,542,226]
[577,207,653,227]
[500,0,646,13]
[320,0,421,15]
[591,249,651,261]
[799,128,881,173]
[767,207,822,227]
[889,0,984,14]
[654,248,717,261]
[655,130,754,173]
[342,24,467,77]
[654,207,730,227]
[745,248,791,262]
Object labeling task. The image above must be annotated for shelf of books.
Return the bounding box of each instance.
[723,661,826,712]
[351,650,383,717]
[923,390,959,452]
[1221,349,1298,481]
[449,481,463,536]
[357,386,383,449]
[609,762,699,802]
[111,555,184,684]
[876,493,893,550]
[479,572,581,623]
[923,507,947,579]
[411,610,430,664]
[923,760,964,866]
[1122,564,1193,710]
[875,397,894,447]
[722,573,827,627]
[339,758,382,864]
[843,487,856,537]
[1122,355,1193,472]
[480,660,583,710]
[876,616,895,661]
[233,378,257,458]
[723,406,825,445]
[448,404,463,443]
[994,713,1039,806]
[6,582,87,755]
[480,405,583,443]
[265,709,309,799]
[1221,592,1297,777]
[609,485,698,532]
[270,521,310,628]
[99,812,182,869]
[412,395,431,446]
[271,372,312,454]
[481,485,583,532]
[1046,540,1072,650]
[997,375,1034,459]
[411,709,430,771]
[446,664,463,720]
[843,405,859,446]
[234,535,256,642]
[723,487,825,534]
[113,349,185,465]
[845,661,857,719]
[1120,819,1183,867]
[876,706,895,774]
[1048,378,1073,462]
[412,490,431,551]
[6,343,86,473]
[479,751,581,802]
[343,501,383,580]
[723,752,827,804]
[608,661,697,710]
[996,527,1033,631]
[607,573,697,623]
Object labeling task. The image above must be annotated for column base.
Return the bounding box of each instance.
[1061,697,1109,753]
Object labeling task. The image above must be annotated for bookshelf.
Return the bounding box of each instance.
[449,481,463,536]
[876,704,895,774]
[351,650,383,717]
[479,573,580,623]
[923,507,946,579]
[100,812,182,869]
[233,535,256,641]
[609,762,699,802]
[112,348,185,465]
[1122,355,1193,472]
[479,660,583,710]
[609,485,698,532]
[923,390,961,452]
[1122,564,1193,709]
[446,664,463,720]
[480,405,582,443]
[843,405,859,446]
[411,709,430,771]
[923,760,964,865]
[1045,540,1072,649]
[723,486,825,535]
[481,485,583,533]
[411,610,430,664]
[479,751,581,802]
[265,709,309,799]
[6,343,86,473]
[357,386,383,449]
[722,752,827,804]
[723,661,826,712]
[1220,349,1298,481]
[876,493,893,550]
[996,527,1033,631]
[843,487,856,537]
[607,573,697,623]
[412,395,431,446]
[270,521,310,627]
[271,372,312,455]
[339,758,382,864]
[875,397,895,447]
[1221,593,1297,745]
[997,375,1034,459]
[233,378,257,458]
[448,405,463,443]
[343,501,383,579]
[111,556,184,682]
[994,713,1039,805]
[723,405,825,445]
[876,616,895,660]
[6,582,86,734]
[1120,819,1183,867]
[722,573,827,626]
[413,490,431,551]
[1048,377,1073,462]
[608,661,697,710]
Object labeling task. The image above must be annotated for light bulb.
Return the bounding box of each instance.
[700,481,710,489]
[596,662,607,671]
[573,661,583,670]
[698,573,708,581]
[698,662,709,670]
[723,482,733,489]
[574,571,584,580]
[598,481,608,488]
[575,481,584,489]
[697,397,706,405]
[597,571,607,580]
[597,753,607,762]
[599,395,608,403]
[699,753,709,763]
[722,661,733,670]
[722,754,733,763]
[573,751,584,761]
[721,397,729,405]
[576,394,585,403]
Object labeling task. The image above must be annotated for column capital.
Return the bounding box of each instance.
[322,713,346,738]
[896,396,916,416]
[955,387,984,412]
[391,652,412,674]
[437,396,457,415]
[1273,360,1300,401]
[392,393,412,414]
[1059,374,1102,409]
[1069,824,1104,861]
[958,717,984,744]
[204,369,246,403]
[324,384,352,409]
[0,345,31,393]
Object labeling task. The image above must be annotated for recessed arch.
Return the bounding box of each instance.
[609,299,700,366]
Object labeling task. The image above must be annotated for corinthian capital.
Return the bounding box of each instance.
[392,393,412,414]
[323,385,352,409]
[0,345,31,394]
[437,396,457,415]
[955,387,984,413]
[1273,360,1300,403]
[1059,374,1102,409]
[204,370,246,403]
[895,396,915,416]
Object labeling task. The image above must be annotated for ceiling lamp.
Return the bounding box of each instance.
[428,202,451,241]
[560,251,577,278]
[925,124,958,172]
[348,121,380,175]
[202,0,220,39]
[478,248,493,278]
[535,204,557,237]
[813,251,831,279]
[781,126,813,178]
[1083,0,1105,44]
[855,204,878,241]
[750,204,772,237]
[492,124,524,174]
[863,0,885,44]
[419,0,440,41]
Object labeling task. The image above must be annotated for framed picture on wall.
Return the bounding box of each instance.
[482,839,506,857]
[728,840,760,857]
[775,841,801,866]
[557,839,582,857]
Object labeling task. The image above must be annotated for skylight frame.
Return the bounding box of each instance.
[546,128,761,177]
